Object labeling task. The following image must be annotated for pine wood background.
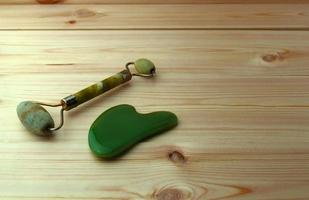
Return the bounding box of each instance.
[1,1,309,200]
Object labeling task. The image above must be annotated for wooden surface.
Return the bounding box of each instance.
[1,0,309,4]
[1,4,309,30]
[1,2,309,200]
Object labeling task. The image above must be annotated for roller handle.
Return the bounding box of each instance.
[61,69,132,111]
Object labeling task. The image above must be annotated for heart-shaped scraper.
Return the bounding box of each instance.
[88,104,178,158]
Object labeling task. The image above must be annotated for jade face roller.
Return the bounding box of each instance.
[17,58,156,136]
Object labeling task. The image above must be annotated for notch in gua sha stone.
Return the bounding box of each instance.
[88,104,178,158]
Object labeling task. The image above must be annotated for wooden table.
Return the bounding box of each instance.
[1,1,309,199]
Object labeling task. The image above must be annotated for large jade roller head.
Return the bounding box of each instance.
[17,58,156,136]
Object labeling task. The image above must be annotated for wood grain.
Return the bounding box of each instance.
[1,29,309,199]
[0,5,309,30]
[1,0,309,4]
[1,1,309,199]
[1,30,309,78]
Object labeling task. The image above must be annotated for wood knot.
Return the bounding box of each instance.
[261,50,290,63]
[156,188,184,200]
[262,54,277,62]
[67,20,76,24]
[168,150,186,164]
[36,0,63,4]
[75,9,96,18]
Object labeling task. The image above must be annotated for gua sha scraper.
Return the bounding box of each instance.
[88,104,178,158]
[17,58,156,136]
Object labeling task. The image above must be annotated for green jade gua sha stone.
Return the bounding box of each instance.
[89,104,178,158]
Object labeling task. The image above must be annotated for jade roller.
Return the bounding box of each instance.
[17,58,156,136]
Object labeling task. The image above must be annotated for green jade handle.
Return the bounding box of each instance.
[61,69,132,111]
[60,58,155,111]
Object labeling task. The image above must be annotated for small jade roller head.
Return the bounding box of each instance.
[17,58,156,136]
[134,58,156,76]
